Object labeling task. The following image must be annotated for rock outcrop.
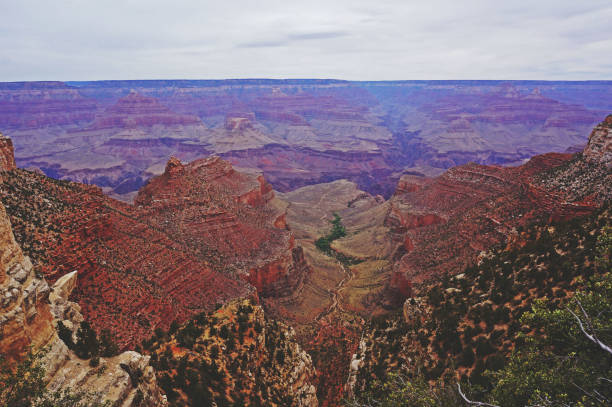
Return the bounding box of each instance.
[1,162,252,348]
[135,155,311,298]
[0,203,53,363]
[583,114,612,167]
[43,270,168,407]
[1,143,310,349]
[0,132,16,172]
[147,299,318,406]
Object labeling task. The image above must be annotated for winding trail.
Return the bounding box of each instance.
[315,258,354,321]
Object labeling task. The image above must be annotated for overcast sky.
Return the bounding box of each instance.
[1,0,611,81]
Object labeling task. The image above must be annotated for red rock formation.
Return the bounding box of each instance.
[0,144,313,348]
[386,117,612,293]
[0,165,253,348]
[135,156,310,298]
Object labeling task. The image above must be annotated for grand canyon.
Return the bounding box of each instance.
[1,2,612,405]
[1,77,611,406]
[3,80,611,202]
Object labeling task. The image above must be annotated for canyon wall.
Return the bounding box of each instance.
[2,80,610,200]
[385,115,612,297]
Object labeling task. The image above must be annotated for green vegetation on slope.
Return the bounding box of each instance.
[0,350,110,407]
[315,213,347,253]
[351,204,612,406]
[315,213,363,267]
[141,299,314,407]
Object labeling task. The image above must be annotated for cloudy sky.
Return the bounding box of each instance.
[1,0,611,81]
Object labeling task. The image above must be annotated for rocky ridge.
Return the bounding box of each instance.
[583,113,612,167]
[134,155,311,298]
[385,115,612,292]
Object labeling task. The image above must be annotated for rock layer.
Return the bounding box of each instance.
[0,203,53,363]
[4,80,609,200]
[386,116,612,294]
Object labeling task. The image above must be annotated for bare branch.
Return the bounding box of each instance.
[567,300,612,356]
[457,383,500,407]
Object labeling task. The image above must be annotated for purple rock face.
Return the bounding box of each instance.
[1,80,611,199]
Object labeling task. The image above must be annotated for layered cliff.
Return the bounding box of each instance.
[135,155,311,298]
[4,80,608,200]
[86,91,202,129]
[0,164,252,348]
[0,143,311,349]
[385,118,612,292]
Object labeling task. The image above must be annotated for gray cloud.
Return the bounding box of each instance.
[0,0,610,81]
[240,30,348,48]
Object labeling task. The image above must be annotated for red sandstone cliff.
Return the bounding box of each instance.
[135,155,310,297]
[0,148,309,348]
[386,116,612,292]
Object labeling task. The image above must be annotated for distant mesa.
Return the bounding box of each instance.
[86,91,202,129]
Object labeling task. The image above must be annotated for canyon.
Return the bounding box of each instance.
[2,80,610,201]
[1,82,611,405]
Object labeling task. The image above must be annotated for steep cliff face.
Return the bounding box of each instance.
[0,201,167,405]
[0,133,16,172]
[0,146,310,348]
[0,164,252,349]
[0,203,53,363]
[44,271,168,407]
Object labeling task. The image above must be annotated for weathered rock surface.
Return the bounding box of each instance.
[583,114,612,167]
[0,203,53,363]
[44,270,168,406]
[135,155,311,298]
[0,163,253,348]
[1,143,310,349]
[0,132,16,172]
